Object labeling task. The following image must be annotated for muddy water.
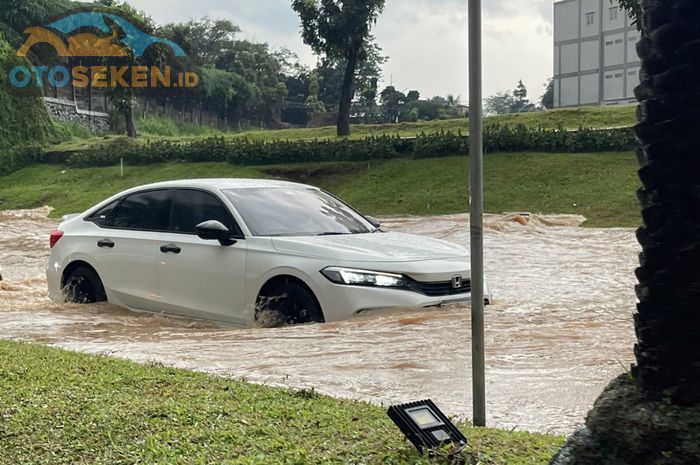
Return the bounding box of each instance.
[0,209,638,434]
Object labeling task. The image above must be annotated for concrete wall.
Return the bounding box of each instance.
[580,0,600,38]
[603,0,625,31]
[580,73,599,104]
[553,0,641,108]
[561,43,580,74]
[554,1,580,42]
[561,76,579,107]
[580,40,599,71]
[44,97,110,133]
[604,32,625,67]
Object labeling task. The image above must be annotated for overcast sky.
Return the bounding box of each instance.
[123,0,554,103]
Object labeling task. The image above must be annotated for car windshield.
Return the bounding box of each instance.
[224,187,375,237]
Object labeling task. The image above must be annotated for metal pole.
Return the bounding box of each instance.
[468,0,486,427]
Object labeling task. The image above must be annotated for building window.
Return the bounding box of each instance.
[615,39,623,44]
[628,71,637,76]
[615,73,623,78]
[586,12,596,26]
[605,75,613,80]
[605,40,614,46]
[609,7,618,21]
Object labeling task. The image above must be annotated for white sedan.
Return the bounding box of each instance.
[47,179,490,326]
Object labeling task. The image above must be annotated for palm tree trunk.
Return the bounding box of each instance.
[631,0,700,405]
[550,1,700,463]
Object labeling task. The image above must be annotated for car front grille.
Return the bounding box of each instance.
[409,279,472,297]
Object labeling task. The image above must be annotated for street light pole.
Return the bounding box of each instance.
[468,0,486,427]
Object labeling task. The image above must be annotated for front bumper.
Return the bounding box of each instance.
[318,281,492,322]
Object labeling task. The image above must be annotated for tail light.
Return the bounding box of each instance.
[49,230,64,248]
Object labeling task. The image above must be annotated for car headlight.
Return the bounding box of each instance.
[321,267,408,288]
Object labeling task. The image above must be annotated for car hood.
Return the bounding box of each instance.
[271,232,469,262]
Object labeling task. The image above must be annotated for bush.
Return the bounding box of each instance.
[60,125,637,169]
[0,145,47,175]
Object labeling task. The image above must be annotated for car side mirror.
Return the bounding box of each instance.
[366,216,381,229]
[196,220,238,246]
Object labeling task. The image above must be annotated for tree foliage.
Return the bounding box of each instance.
[617,0,641,28]
[541,79,554,110]
[292,0,385,136]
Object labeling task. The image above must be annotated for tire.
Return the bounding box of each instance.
[63,266,107,304]
[257,281,324,327]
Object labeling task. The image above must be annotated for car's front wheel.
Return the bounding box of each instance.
[257,281,324,327]
[63,265,107,304]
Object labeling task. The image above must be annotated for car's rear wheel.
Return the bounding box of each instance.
[63,266,107,304]
[257,281,324,327]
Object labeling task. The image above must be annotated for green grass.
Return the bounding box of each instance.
[0,152,640,227]
[0,340,563,465]
[46,106,637,154]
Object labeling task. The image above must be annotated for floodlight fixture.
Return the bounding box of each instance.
[387,400,467,453]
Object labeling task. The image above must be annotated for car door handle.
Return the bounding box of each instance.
[97,239,115,248]
[160,244,182,254]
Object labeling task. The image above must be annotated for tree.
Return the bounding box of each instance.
[484,91,516,115]
[617,0,641,28]
[405,90,420,103]
[160,19,240,67]
[304,72,325,121]
[292,0,385,137]
[312,43,386,112]
[511,80,534,113]
[380,86,405,123]
[551,2,700,463]
[540,78,554,110]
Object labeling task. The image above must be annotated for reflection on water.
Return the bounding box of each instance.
[0,209,638,434]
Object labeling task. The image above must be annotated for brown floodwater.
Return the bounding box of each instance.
[0,208,639,434]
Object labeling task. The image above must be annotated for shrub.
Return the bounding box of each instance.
[59,125,637,169]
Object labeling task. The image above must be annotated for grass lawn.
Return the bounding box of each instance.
[48,105,636,154]
[0,340,564,465]
[0,152,640,227]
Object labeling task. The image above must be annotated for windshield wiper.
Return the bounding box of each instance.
[315,232,348,236]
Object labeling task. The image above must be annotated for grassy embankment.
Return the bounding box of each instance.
[0,151,640,227]
[50,105,637,153]
[0,340,563,465]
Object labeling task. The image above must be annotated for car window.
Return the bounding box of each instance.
[171,189,237,234]
[86,199,120,227]
[111,190,172,231]
[224,187,374,237]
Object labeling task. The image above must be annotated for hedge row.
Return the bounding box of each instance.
[66,125,636,168]
[0,125,637,174]
[0,146,48,176]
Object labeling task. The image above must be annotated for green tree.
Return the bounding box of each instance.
[380,86,405,123]
[405,90,420,103]
[540,78,554,109]
[617,0,641,28]
[484,91,516,115]
[160,19,240,67]
[511,80,534,113]
[304,72,325,120]
[292,0,385,137]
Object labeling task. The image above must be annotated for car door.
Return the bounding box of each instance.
[86,189,171,311]
[156,189,249,325]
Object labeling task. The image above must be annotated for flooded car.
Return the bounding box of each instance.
[47,179,491,326]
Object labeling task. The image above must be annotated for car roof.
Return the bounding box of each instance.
[132,178,315,192]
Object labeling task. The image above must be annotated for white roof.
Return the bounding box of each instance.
[134,178,313,191]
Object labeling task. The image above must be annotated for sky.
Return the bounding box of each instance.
[120,0,555,104]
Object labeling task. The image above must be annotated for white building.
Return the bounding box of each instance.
[553,0,641,107]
